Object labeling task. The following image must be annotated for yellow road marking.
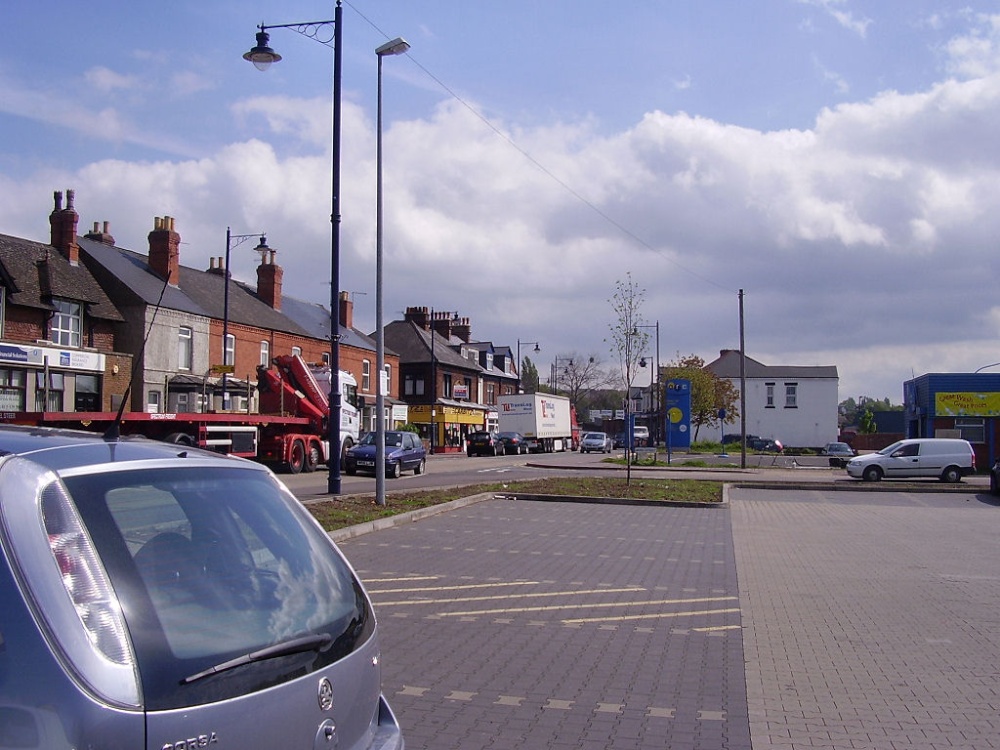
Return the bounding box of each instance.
[564,607,741,625]
[375,587,646,607]
[369,581,543,594]
[436,596,738,617]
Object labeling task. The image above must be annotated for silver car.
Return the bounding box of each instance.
[0,424,403,750]
[580,431,613,453]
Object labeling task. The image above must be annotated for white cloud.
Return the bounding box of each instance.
[796,0,872,38]
[84,66,139,93]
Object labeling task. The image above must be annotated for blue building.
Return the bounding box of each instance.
[903,373,1000,470]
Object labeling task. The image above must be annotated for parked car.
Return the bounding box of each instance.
[467,430,505,456]
[632,425,650,447]
[722,433,759,446]
[991,457,1000,495]
[747,436,783,452]
[345,429,427,477]
[0,424,404,750]
[846,438,975,482]
[580,431,613,453]
[822,441,856,468]
[498,431,529,455]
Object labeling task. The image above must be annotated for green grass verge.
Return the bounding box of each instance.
[307,476,723,531]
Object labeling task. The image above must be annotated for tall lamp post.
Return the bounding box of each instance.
[244,5,345,495]
[552,357,574,394]
[222,229,267,410]
[636,321,660,445]
[516,339,540,393]
[374,36,410,507]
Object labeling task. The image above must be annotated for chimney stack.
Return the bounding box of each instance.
[452,316,472,343]
[256,248,283,311]
[148,216,181,285]
[84,220,116,246]
[49,189,80,264]
[339,291,353,330]
[404,306,430,330]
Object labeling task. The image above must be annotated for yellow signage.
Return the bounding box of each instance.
[935,392,1000,417]
[210,364,235,374]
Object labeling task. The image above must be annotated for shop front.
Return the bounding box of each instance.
[408,400,488,453]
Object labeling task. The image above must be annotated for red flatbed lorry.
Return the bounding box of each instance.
[0,355,361,474]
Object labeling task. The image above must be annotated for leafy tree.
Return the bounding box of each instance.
[859,408,877,434]
[661,353,740,441]
[520,356,539,393]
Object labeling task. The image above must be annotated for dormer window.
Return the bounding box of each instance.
[485,353,493,371]
[50,299,82,348]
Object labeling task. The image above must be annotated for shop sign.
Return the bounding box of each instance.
[0,344,105,372]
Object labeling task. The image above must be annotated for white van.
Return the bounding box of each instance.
[846,438,975,482]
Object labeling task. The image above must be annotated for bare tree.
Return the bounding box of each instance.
[548,353,615,412]
[607,273,649,479]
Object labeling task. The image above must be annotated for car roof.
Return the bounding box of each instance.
[0,424,242,473]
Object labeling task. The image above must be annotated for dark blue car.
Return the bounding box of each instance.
[345,430,427,477]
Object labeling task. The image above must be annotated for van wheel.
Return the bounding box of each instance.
[941,466,962,483]
[862,465,882,482]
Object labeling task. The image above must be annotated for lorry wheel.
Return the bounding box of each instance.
[862,465,882,482]
[414,458,426,475]
[288,439,306,474]
[303,443,320,472]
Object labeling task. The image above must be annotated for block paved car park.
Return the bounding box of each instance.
[334,483,1000,750]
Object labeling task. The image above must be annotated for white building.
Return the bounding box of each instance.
[706,350,839,449]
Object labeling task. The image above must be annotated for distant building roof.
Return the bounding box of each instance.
[706,349,838,379]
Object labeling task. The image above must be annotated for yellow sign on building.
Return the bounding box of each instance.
[935,392,1000,417]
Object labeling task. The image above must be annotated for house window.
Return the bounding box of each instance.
[404,374,425,397]
[224,334,235,367]
[486,382,496,405]
[362,360,371,392]
[785,383,798,408]
[176,392,189,413]
[321,352,330,366]
[0,368,25,411]
[765,382,775,408]
[443,373,452,398]
[34,371,64,411]
[146,390,160,414]
[485,352,493,371]
[178,327,193,371]
[260,340,270,367]
[51,299,82,348]
[74,373,99,412]
[384,364,391,395]
[955,418,985,444]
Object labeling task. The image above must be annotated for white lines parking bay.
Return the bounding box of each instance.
[364,575,741,631]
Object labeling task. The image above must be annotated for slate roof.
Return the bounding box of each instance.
[706,349,838,379]
[0,233,123,321]
[383,320,483,372]
[79,236,377,348]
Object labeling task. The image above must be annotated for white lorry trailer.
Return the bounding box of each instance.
[498,393,574,453]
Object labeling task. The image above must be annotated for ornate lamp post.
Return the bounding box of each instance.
[244,5,345,494]
[374,36,410,507]
[516,339,540,393]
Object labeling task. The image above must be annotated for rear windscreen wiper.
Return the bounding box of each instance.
[182,633,333,684]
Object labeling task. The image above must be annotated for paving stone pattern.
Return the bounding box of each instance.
[732,488,1000,750]
[342,499,751,750]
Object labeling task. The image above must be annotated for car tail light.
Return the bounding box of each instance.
[0,457,140,707]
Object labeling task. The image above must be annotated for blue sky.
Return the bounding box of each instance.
[2,1,1000,404]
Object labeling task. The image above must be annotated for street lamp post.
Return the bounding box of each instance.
[636,321,660,445]
[516,339,540,393]
[222,230,267,411]
[552,357,574,394]
[374,36,410,507]
[244,5,345,494]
